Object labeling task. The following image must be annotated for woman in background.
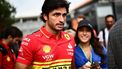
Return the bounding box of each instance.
[74,20,107,69]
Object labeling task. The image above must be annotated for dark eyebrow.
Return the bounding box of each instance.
[54,13,61,15]
[53,12,67,16]
[63,13,67,16]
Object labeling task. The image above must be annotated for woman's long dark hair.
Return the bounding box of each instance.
[75,27,106,64]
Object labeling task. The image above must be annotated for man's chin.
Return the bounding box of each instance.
[56,27,64,31]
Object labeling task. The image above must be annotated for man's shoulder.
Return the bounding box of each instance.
[98,28,106,35]
[22,30,42,43]
[100,28,106,32]
[25,30,42,38]
[62,31,74,39]
[62,31,75,44]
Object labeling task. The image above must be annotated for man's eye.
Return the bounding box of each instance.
[54,13,61,16]
[63,14,67,17]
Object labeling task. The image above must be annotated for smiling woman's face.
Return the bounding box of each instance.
[78,26,92,44]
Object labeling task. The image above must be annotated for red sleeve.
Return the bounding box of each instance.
[16,36,35,65]
[0,52,2,68]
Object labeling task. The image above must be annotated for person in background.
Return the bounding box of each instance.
[14,0,75,69]
[74,20,107,69]
[65,15,85,37]
[108,18,122,69]
[65,18,78,36]
[98,15,115,49]
[77,15,85,23]
[0,26,23,69]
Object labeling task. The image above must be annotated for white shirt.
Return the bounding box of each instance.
[98,28,109,48]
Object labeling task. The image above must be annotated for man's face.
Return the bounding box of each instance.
[44,7,67,32]
[8,37,22,47]
[106,17,115,29]
[13,37,22,46]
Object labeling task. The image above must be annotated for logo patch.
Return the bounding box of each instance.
[42,54,54,61]
[67,43,74,56]
[64,34,70,40]
[7,56,10,62]
[43,45,51,53]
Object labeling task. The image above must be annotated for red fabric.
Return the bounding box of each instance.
[16,26,75,67]
[0,52,2,68]
[0,41,16,69]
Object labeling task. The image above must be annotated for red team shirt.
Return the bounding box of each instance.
[0,41,16,69]
[16,26,75,69]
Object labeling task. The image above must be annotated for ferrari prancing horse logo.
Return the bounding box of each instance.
[64,34,70,40]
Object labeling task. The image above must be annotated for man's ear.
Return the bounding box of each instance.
[43,14,47,21]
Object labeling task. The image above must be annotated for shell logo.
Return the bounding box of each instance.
[43,45,51,53]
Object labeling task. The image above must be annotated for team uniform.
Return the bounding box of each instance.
[0,40,16,69]
[16,26,75,69]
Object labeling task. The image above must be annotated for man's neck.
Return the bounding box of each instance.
[45,26,61,39]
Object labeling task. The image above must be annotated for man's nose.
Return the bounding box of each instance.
[59,15,65,22]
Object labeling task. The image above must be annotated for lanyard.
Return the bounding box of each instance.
[79,44,92,63]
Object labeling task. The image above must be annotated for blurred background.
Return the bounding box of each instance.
[1,0,122,36]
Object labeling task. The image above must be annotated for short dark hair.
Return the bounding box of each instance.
[0,26,23,39]
[105,15,115,21]
[41,0,70,22]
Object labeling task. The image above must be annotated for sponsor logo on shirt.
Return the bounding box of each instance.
[7,56,10,62]
[42,45,54,61]
[43,65,71,69]
[21,41,29,46]
[67,43,74,56]
[21,37,30,46]
[42,54,54,61]
[64,34,70,40]
[43,45,51,53]
[23,37,30,42]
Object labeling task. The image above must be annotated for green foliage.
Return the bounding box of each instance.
[0,0,16,31]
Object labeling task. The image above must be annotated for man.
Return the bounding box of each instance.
[98,15,115,48]
[0,26,23,69]
[14,0,75,69]
[108,18,122,69]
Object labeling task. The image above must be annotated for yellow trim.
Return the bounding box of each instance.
[49,62,71,66]
[33,59,71,65]
[32,62,71,67]
[31,63,71,69]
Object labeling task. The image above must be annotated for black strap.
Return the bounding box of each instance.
[0,45,7,55]
[102,29,106,48]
